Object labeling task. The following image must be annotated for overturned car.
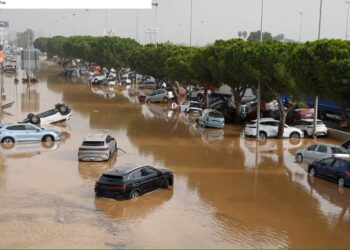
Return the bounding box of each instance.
[23,103,72,125]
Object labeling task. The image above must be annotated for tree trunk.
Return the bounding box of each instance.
[173,80,181,104]
[276,94,286,138]
[233,90,242,124]
[204,83,208,108]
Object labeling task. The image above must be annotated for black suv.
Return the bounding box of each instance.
[95,164,174,200]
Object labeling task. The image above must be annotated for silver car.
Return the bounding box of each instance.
[295,143,350,163]
[145,89,174,104]
[0,123,61,147]
[78,134,117,161]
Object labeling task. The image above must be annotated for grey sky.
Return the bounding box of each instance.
[0,0,349,45]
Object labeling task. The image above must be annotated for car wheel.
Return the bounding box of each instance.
[161,178,170,189]
[129,190,140,199]
[197,94,204,103]
[1,137,15,149]
[30,115,40,125]
[27,113,34,119]
[93,78,98,84]
[309,167,316,177]
[59,105,68,114]
[55,103,63,110]
[338,177,345,188]
[42,140,55,149]
[290,132,301,139]
[163,97,168,103]
[296,153,303,163]
[147,99,151,104]
[303,130,309,137]
[42,135,54,142]
[258,131,267,141]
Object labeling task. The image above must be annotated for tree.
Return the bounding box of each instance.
[273,34,285,42]
[242,31,248,39]
[251,40,297,137]
[238,31,242,38]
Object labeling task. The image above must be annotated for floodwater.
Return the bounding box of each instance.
[0,60,350,248]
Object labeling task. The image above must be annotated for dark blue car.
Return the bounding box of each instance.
[308,157,350,188]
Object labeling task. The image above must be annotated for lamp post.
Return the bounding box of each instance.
[178,22,182,44]
[190,0,193,46]
[256,0,264,141]
[313,0,323,138]
[152,2,158,46]
[346,1,350,40]
[200,20,204,46]
[136,9,139,42]
[298,11,303,42]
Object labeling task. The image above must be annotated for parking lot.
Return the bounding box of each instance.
[0,61,350,248]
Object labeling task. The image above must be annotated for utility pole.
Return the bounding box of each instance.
[256,0,264,141]
[190,0,193,46]
[346,1,350,39]
[298,12,303,42]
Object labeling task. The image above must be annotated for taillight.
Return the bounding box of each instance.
[346,171,350,177]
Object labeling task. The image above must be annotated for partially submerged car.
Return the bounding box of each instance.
[95,163,174,200]
[4,64,16,73]
[244,118,303,140]
[78,134,117,161]
[23,103,72,125]
[179,101,203,113]
[290,119,328,137]
[197,109,225,129]
[295,143,349,163]
[139,79,156,89]
[0,123,61,148]
[145,89,174,104]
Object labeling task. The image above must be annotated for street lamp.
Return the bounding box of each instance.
[346,1,350,40]
[178,22,182,44]
[313,0,323,138]
[152,2,158,46]
[298,11,303,42]
[256,0,264,141]
[200,20,204,45]
[190,0,193,46]
[136,9,139,42]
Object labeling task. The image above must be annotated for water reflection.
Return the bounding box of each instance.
[78,154,117,180]
[0,141,60,159]
[91,86,116,99]
[21,84,39,113]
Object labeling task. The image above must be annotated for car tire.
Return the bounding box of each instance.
[258,131,267,141]
[309,167,316,177]
[27,113,35,119]
[161,178,170,189]
[338,177,345,188]
[296,153,303,163]
[197,94,204,103]
[30,115,40,125]
[55,103,63,110]
[42,140,55,149]
[42,135,54,142]
[147,99,151,104]
[93,78,98,84]
[129,190,140,199]
[163,97,168,103]
[1,137,15,149]
[59,105,69,115]
[290,132,301,139]
[303,130,309,137]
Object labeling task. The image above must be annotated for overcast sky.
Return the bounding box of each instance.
[0,0,349,45]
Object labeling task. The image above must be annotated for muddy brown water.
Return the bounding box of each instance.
[0,60,350,248]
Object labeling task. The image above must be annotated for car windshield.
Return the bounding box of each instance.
[332,147,348,154]
[209,112,223,118]
[82,141,104,146]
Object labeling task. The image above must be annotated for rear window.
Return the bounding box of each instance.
[82,141,105,146]
[209,112,223,118]
[332,147,348,154]
[102,174,123,179]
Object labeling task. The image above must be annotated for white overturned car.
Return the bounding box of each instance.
[23,103,72,125]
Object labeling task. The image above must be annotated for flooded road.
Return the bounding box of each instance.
[1,60,350,248]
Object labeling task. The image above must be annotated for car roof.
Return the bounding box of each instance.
[252,118,279,122]
[308,143,343,148]
[297,119,322,122]
[105,163,149,176]
[1,123,35,127]
[84,134,108,141]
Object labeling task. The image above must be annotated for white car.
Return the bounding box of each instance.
[179,101,203,113]
[78,134,117,161]
[23,103,72,125]
[290,119,328,137]
[244,118,304,139]
[295,143,350,163]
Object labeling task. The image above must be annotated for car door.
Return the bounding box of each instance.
[24,124,41,141]
[149,90,158,102]
[317,158,335,177]
[5,125,27,141]
[128,169,147,193]
[304,144,318,161]
[326,158,344,181]
[314,144,328,160]
[140,166,162,192]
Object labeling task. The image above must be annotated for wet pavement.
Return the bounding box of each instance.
[0,60,350,248]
